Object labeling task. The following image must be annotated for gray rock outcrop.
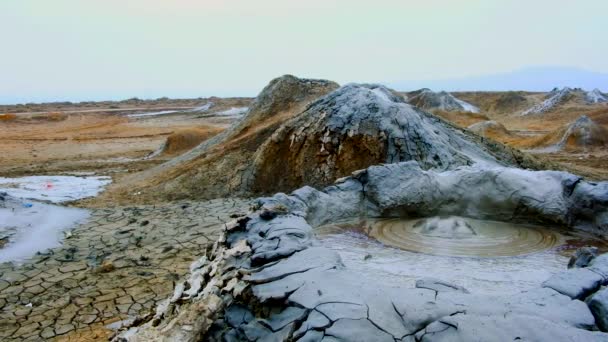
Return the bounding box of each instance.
[555,116,608,150]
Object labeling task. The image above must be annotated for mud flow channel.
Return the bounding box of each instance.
[316,216,608,295]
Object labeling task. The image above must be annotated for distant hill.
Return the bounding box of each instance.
[389,66,608,92]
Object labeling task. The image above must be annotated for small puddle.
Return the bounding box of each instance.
[0,200,89,263]
[316,216,608,295]
[0,175,110,263]
[0,175,111,203]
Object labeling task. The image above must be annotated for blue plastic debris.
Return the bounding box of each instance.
[23,203,33,208]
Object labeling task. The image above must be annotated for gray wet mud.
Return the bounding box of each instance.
[316,216,606,295]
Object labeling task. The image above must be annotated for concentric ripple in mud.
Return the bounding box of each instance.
[317,216,561,257]
[315,216,583,294]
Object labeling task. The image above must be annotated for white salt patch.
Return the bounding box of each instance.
[189,102,214,112]
[371,87,392,103]
[0,176,111,203]
[127,110,178,118]
[0,201,89,263]
[454,97,480,113]
[215,107,249,116]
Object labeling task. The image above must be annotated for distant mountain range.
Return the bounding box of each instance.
[388,66,608,92]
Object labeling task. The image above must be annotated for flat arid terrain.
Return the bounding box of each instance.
[1,76,608,341]
[0,97,252,179]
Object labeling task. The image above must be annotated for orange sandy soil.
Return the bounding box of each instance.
[0,101,250,186]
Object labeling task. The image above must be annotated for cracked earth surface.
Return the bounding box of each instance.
[0,198,250,341]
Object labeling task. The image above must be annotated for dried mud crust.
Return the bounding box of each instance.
[0,198,250,341]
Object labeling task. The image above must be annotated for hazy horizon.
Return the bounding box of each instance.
[2,0,607,104]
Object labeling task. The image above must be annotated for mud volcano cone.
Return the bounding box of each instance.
[468,120,512,140]
[406,88,479,113]
[249,84,544,193]
[159,128,222,156]
[533,115,608,152]
[109,75,339,202]
[107,78,548,203]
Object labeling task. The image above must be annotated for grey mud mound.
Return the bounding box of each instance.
[522,87,574,116]
[467,120,511,138]
[115,75,339,201]
[586,88,608,104]
[112,79,551,203]
[173,74,340,166]
[522,87,608,116]
[116,161,608,341]
[406,88,480,113]
[533,115,608,152]
[249,84,545,193]
[556,116,608,150]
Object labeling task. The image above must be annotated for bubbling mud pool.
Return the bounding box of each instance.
[316,216,607,295]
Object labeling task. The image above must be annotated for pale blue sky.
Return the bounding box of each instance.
[1,0,607,104]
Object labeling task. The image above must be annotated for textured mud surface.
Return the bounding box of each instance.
[0,198,250,341]
[317,216,562,257]
[317,218,608,295]
[317,230,569,295]
[116,161,608,341]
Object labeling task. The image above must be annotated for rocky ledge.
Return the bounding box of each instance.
[116,162,608,341]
